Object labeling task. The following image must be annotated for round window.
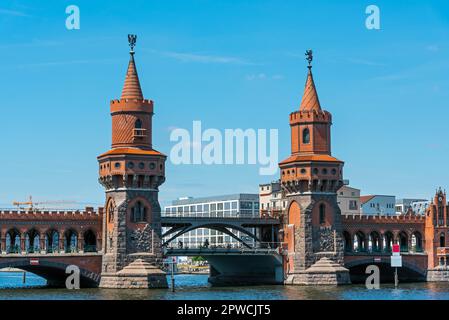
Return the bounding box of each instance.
[138,162,145,169]
[331,168,337,175]
[149,163,156,170]
[301,169,306,174]
[114,162,121,169]
[127,162,135,169]
[322,168,328,174]
[313,168,319,174]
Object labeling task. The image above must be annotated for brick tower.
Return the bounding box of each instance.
[97,35,167,288]
[426,188,449,281]
[279,50,350,285]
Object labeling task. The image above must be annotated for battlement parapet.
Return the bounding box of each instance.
[0,207,103,220]
[290,109,332,124]
[342,214,425,223]
[110,98,153,114]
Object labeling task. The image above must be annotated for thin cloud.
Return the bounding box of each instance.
[246,73,284,81]
[0,39,63,50]
[15,58,119,69]
[347,58,386,67]
[0,8,31,17]
[426,45,440,52]
[146,49,253,65]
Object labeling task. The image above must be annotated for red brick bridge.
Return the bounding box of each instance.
[0,194,445,287]
[341,214,428,282]
[0,207,102,287]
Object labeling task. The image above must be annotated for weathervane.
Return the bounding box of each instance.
[305,49,313,68]
[128,34,137,54]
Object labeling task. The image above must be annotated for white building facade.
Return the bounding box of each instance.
[259,181,286,215]
[337,185,361,215]
[361,195,396,215]
[163,194,259,247]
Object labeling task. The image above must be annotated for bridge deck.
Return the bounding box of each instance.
[165,247,280,256]
[161,215,280,227]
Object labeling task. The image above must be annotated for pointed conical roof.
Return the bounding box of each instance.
[121,52,143,100]
[299,67,321,111]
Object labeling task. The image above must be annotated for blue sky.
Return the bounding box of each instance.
[0,0,448,208]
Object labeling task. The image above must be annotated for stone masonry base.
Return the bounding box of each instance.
[284,257,351,285]
[427,267,449,282]
[99,259,168,289]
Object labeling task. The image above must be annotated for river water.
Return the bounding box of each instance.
[0,272,448,300]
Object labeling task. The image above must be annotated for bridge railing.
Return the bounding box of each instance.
[349,247,424,254]
[162,212,263,219]
[166,241,282,250]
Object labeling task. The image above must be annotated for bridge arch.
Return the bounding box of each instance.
[162,223,260,248]
[354,231,366,252]
[6,228,21,253]
[411,231,423,252]
[398,231,409,252]
[25,228,40,253]
[382,231,394,252]
[45,229,60,253]
[83,229,97,252]
[64,229,78,253]
[345,257,426,283]
[0,259,100,288]
[368,231,381,252]
[342,231,352,252]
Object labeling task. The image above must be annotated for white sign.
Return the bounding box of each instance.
[391,255,402,267]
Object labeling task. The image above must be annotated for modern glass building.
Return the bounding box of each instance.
[163,194,259,247]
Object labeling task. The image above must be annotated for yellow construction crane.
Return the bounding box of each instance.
[12,196,74,210]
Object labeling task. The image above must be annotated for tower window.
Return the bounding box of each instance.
[132,201,147,222]
[303,128,310,144]
[133,119,146,138]
[319,203,326,224]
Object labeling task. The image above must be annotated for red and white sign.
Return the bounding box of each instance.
[30,258,39,266]
[392,244,400,253]
[391,244,402,267]
[391,256,402,267]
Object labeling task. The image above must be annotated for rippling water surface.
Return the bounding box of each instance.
[0,272,449,300]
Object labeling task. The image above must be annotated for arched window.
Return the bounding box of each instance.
[303,128,310,144]
[319,203,326,224]
[83,230,97,252]
[107,201,114,223]
[132,201,146,222]
[135,119,142,129]
[440,232,446,248]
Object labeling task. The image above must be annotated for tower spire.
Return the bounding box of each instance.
[299,49,321,111]
[121,34,143,100]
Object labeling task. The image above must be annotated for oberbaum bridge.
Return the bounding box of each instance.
[1,37,448,288]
